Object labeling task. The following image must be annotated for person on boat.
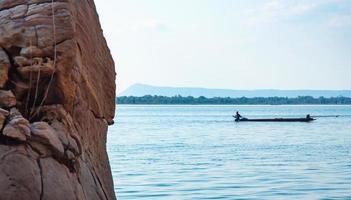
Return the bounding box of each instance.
[306,114,312,119]
[234,111,242,121]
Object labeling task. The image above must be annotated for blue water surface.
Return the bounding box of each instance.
[107,105,351,200]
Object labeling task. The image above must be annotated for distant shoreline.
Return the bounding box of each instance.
[116,95,351,105]
[116,104,351,106]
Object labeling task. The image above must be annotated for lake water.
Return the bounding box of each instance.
[107,105,351,199]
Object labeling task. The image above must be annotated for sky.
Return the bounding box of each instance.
[94,0,351,93]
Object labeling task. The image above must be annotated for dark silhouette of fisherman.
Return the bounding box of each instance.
[234,111,242,121]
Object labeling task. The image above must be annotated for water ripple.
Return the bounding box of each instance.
[109,105,351,199]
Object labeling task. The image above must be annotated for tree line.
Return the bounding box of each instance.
[116,95,351,105]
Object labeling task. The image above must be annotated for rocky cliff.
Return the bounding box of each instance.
[0,0,116,199]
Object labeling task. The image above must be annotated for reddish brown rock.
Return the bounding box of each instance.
[0,108,9,129]
[0,145,41,200]
[17,57,55,79]
[2,108,31,141]
[0,48,10,87]
[0,90,16,107]
[30,122,64,157]
[2,126,27,141]
[0,0,116,199]
[14,56,30,67]
[50,119,80,158]
[11,78,30,100]
[40,157,85,200]
[20,46,44,58]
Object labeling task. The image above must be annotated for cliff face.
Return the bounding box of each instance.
[0,0,116,199]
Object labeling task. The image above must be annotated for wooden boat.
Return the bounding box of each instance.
[234,117,315,122]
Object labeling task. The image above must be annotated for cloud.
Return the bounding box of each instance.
[138,19,170,31]
[327,13,351,27]
[243,0,343,26]
[115,19,171,33]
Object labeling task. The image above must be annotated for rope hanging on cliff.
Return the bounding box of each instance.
[25,40,34,118]
[30,0,57,119]
[25,69,33,117]
[29,67,41,117]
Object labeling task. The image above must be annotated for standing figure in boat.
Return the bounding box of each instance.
[234,111,242,121]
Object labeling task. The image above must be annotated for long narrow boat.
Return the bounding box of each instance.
[234,117,315,122]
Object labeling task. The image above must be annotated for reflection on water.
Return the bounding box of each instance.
[108,105,351,199]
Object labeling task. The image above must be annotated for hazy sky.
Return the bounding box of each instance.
[94,0,351,92]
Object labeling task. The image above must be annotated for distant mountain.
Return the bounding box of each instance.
[118,83,351,98]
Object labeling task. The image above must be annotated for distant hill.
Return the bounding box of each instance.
[117,95,351,105]
[118,83,351,98]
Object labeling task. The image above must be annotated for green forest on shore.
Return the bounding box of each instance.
[117,95,351,105]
